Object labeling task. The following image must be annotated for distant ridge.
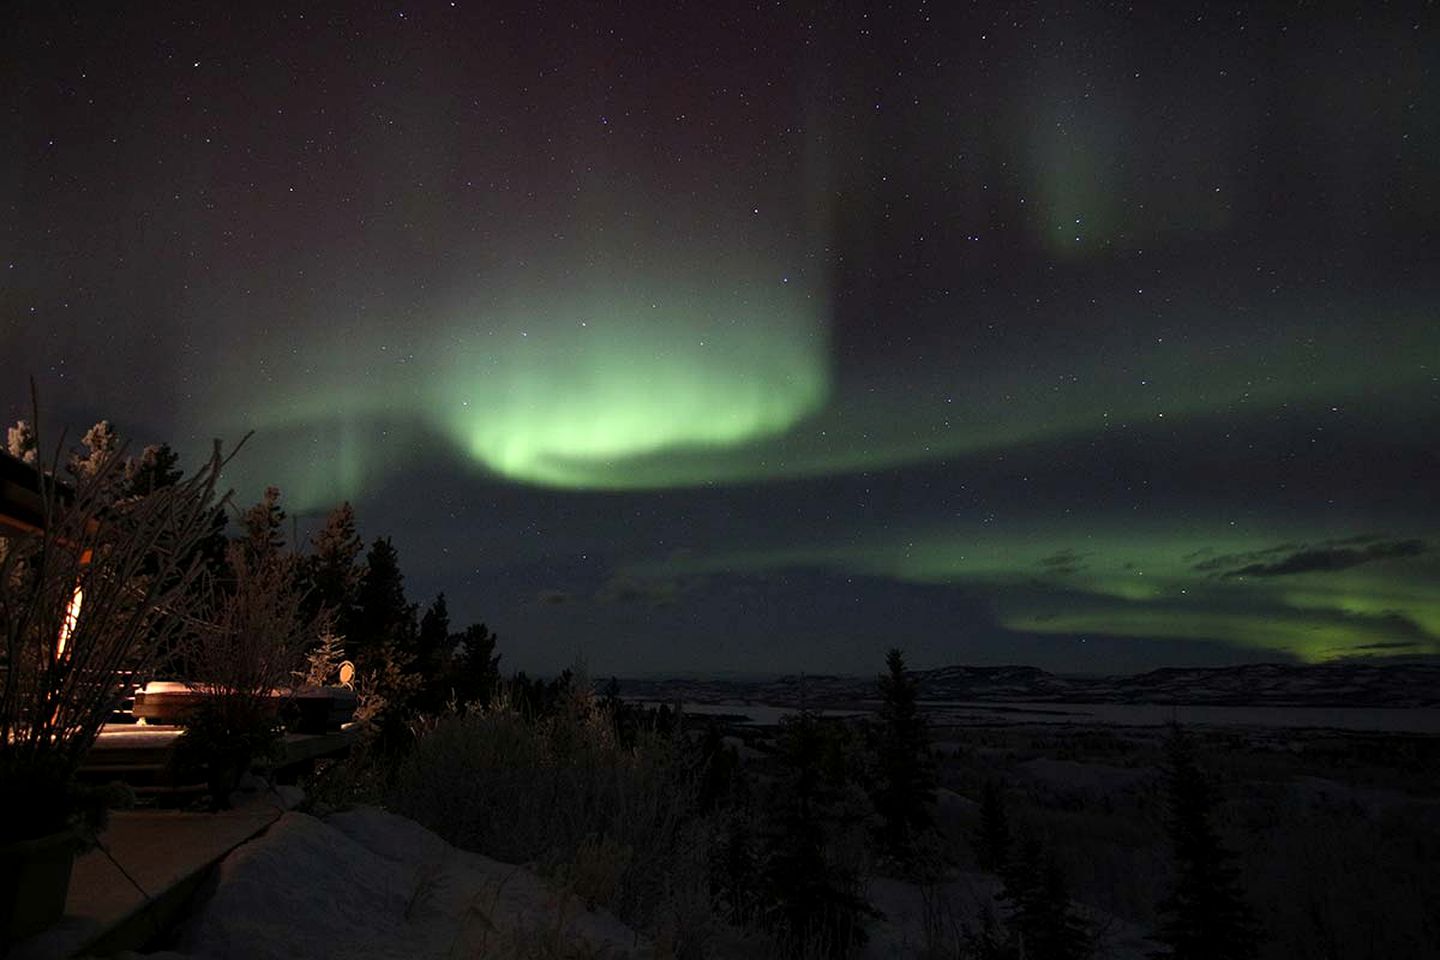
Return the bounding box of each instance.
[619,661,1440,708]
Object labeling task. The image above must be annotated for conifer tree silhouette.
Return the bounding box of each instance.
[871,648,936,869]
[1152,724,1260,960]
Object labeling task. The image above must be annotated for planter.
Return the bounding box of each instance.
[132,682,283,725]
[288,686,359,734]
[0,828,76,946]
[131,681,208,724]
[206,757,249,810]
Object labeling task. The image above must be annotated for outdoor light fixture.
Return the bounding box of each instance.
[55,584,83,660]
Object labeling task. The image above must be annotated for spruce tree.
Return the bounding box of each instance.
[349,537,413,662]
[122,443,182,497]
[975,779,1012,873]
[193,503,233,582]
[449,621,500,709]
[695,721,739,813]
[713,797,763,928]
[347,537,419,747]
[1001,834,1093,960]
[762,711,878,957]
[240,485,287,562]
[872,648,936,869]
[1152,724,1260,960]
[414,593,451,712]
[960,906,1013,960]
[305,501,363,625]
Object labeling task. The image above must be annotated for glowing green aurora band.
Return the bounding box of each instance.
[199,276,1436,509]
[198,243,831,505]
[629,520,1440,663]
[431,263,829,488]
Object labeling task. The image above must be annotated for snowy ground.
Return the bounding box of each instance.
[129,807,648,960]
[114,797,1159,959]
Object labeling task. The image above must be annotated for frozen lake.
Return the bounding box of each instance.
[638,699,1440,734]
[917,700,1440,733]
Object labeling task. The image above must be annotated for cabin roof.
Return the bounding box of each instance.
[0,451,73,536]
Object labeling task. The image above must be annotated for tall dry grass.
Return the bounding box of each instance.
[386,687,716,952]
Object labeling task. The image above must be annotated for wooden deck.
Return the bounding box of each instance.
[7,724,358,957]
[8,790,294,959]
[80,722,359,796]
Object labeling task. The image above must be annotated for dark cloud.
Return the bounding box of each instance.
[1347,641,1421,652]
[1037,549,1090,576]
[595,574,695,607]
[1191,542,1301,573]
[1326,534,1386,547]
[536,590,570,605]
[1220,539,1426,579]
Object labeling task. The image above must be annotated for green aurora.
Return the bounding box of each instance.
[206,282,1436,500]
[430,268,829,487]
[626,521,1440,663]
[189,255,1438,668]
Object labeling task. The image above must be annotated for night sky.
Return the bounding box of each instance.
[4,2,1437,675]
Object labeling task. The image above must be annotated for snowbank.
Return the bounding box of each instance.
[157,807,647,959]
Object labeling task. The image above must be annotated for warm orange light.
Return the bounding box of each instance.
[56,584,83,659]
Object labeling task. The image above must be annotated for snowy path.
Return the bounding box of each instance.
[132,808,647,960]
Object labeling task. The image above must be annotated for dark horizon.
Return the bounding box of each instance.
[609,653,1440,683]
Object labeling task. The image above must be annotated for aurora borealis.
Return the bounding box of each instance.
[4,1,1437,674]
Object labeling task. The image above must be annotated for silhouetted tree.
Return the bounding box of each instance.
[713,797,763,928]
[122,443,182,498]
[348,537,414,665]
[240,485,286,562]
[975,779,1012,873]
[695,721,740,813]
[305,501,362,626]
[1001,834,1093,960]
[192,503,233,582]
[496,668,583,718]
[871,648,936,869]
[347,537,419,750]
[762,711,879,957]
[416,593,449,668]
[413,593,452,712]
[1152,724,1260,960]
[960,906,1014,960]
[450,621,500,709]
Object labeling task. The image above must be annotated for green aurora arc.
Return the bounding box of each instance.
[195,216,834,506]
[429,262,830,488]
[186,227,1438,667]
[203,280,1437,505]
[528,294,1437,491]
[627,522,1440,663]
